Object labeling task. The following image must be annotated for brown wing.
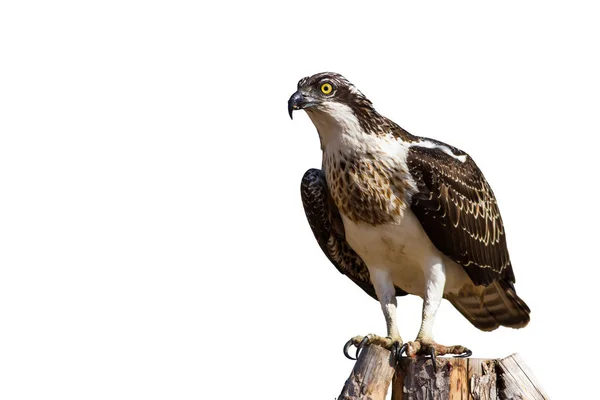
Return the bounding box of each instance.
[406,143,515,286]
[301,168,408,299]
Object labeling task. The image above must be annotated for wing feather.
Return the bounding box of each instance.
[406,144,515,286]
[301,168,408,299]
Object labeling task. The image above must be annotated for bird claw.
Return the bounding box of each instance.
[343,335,404,361]
[394,342,407,359]
[453,348,472,358]
[356,336,370,359]
[343,335,374,360]
[404,339,472,362]
[429,347,437,373]
[399,342,408,357]
[391,342,408,365]
[343,338,357,360]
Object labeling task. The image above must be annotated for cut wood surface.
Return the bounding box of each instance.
[339,347,548,400]
[497,353,549,400]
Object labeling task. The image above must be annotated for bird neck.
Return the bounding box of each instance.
[306,103,387,153]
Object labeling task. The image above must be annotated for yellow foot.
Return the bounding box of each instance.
[343,334,403,360]
[405,339,472,358]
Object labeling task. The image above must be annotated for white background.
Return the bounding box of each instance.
[1,1,599,399]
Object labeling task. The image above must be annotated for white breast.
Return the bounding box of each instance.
[340,210,471,297]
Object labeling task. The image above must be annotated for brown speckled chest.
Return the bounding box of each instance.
[323,150,415,226]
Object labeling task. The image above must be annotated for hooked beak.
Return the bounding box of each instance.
[288,91,316,119]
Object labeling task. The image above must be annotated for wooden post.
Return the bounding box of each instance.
[391,357,468,399]
[338,344,396,400]
[467,358,496,399]
[339,348,548,400]
[496,353,550,399]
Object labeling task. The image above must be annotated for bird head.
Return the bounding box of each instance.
[287,72,373,121]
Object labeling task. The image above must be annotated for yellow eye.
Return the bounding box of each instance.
[320,83,333,94]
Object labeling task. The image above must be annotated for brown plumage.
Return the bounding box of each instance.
[300,168,408,300]
[446,281,530,331]
[293,72,529,356]
[407,143,513,285]
[406,143,530,329]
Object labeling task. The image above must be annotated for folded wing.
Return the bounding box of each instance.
[301,168,408,300]
[406,142,515,286]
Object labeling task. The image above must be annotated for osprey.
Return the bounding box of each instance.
[289,72,530,360]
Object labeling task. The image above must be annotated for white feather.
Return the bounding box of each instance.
[409,139,468,163]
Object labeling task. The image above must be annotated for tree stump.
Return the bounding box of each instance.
[339,348,548,400]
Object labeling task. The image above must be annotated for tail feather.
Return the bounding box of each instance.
[447,280,530,331]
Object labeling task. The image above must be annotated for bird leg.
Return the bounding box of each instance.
[344,269,404,361]
[404,261,471,360]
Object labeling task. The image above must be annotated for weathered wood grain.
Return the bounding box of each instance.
[338,344,396,400]
[341,350,547,400]
[391,357,460,400]
[468,359,497,400]
[497,354,549,400]
[449,358,469,400]
[391,362,405,400]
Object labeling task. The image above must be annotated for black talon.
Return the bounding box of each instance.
[454,349,472,358]
[430,347,437,373]
[391,342,400,364]
[399,343,408,358]
[393,342,407,365]
[356,336,370,359]
[343,339,357,360]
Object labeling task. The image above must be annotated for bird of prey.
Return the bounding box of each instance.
[289,72,530,359]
